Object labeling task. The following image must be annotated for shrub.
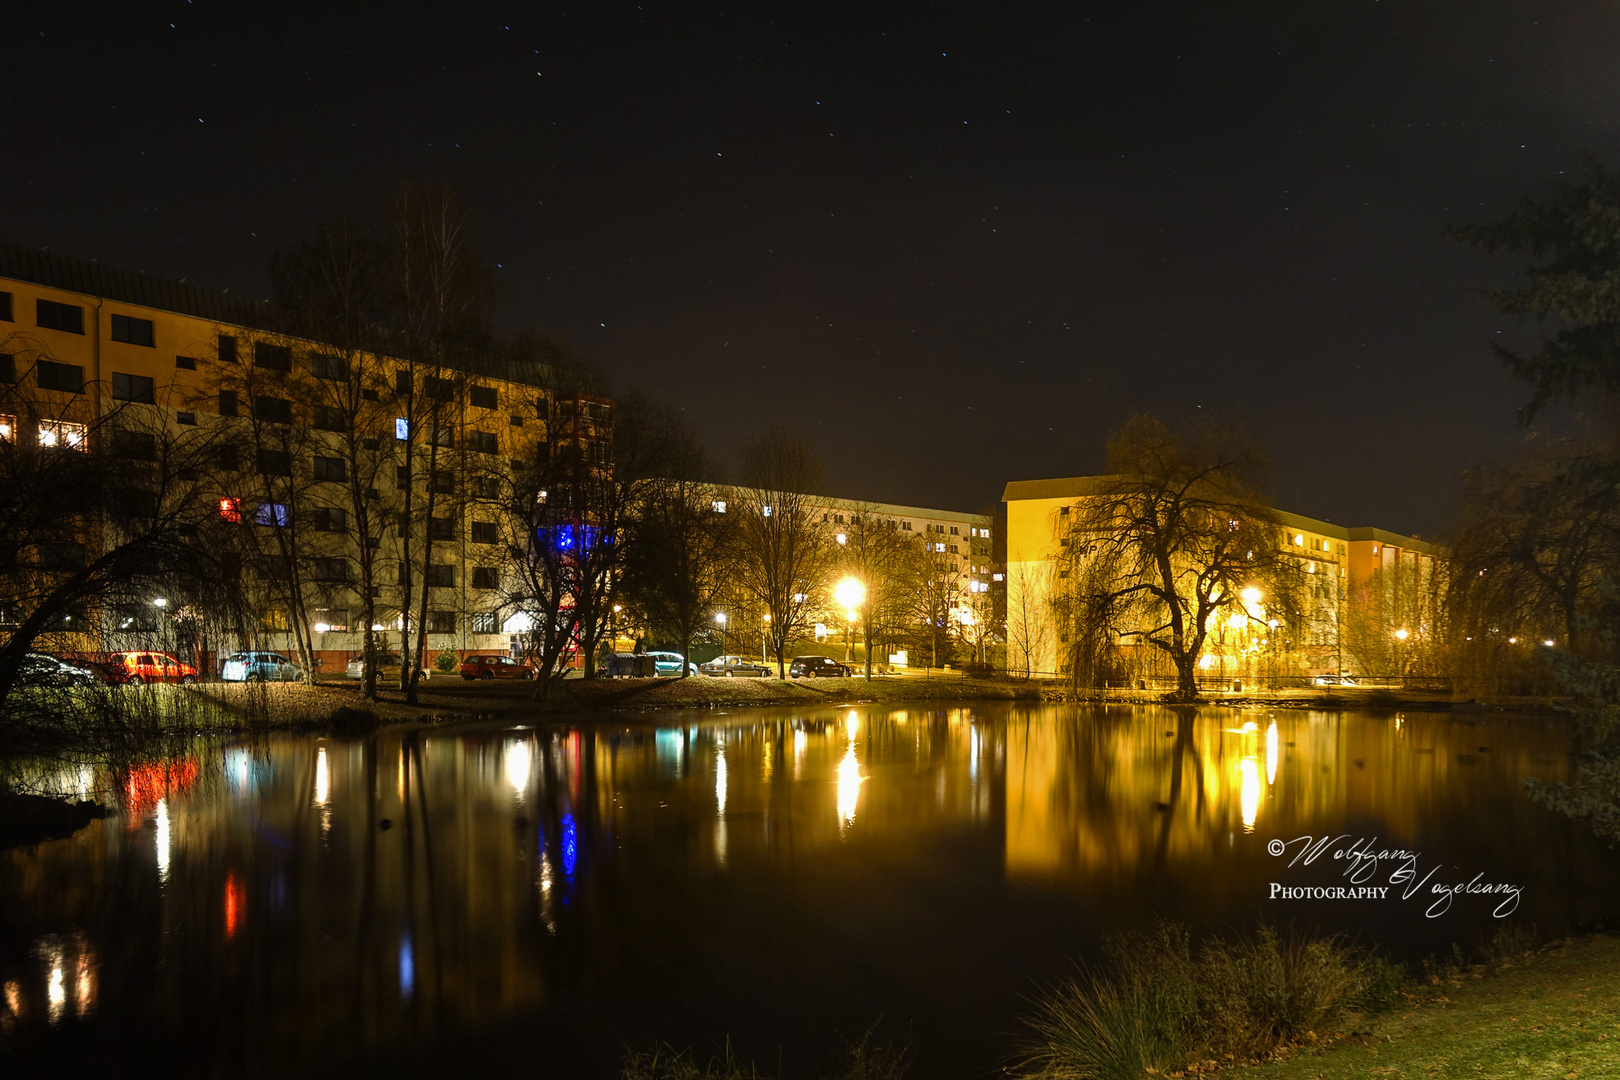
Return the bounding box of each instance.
[1014,922,1403,1078]
[434,649,459,673]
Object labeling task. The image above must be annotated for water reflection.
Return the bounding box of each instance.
[1,705,1616,1079]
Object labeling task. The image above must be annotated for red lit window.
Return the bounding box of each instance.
[219,497,241,523]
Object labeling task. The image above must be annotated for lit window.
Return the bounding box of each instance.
[395,417,409,440]
[934,542,946,553]
[0,414,13,442]
[762,505,772,517]
[993,573,1004,582]
[255,503,290,527]
[713,500,727,513]
[219,497,242,523]
[38,419,87,449]
[836,533,847,545]
[1293,534,1304,546]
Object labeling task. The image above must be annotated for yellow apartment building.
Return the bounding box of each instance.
[1002,475,1443,682]
[0,244,609,672]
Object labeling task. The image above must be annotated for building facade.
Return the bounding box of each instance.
[1003,476,1443,682]
[0,245,606,672]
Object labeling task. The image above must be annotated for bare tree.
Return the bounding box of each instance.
[0,338,239,705]
[838,504,912,678]
[1056,414,1289,701]
[903,529,964,669]
[620,416,736,675]
[733,430,837,677]
[1005,561,1053,679]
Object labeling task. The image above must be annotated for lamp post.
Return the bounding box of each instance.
[715,612,727,658]
[1394,627,1408,686]
[761,614,770,667]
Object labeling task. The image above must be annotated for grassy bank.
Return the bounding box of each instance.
[1229,933,1620,1080]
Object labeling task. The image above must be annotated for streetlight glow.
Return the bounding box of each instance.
[1395,628,1409,641]
[833,577,866,611]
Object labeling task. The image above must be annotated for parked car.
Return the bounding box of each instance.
[1311,674,1358,686]
[105,651,198,685]
[459,654,536,680]
[698,655,773,677]
[646,651,700,677]
[345,653,430,681]
[221,651,303,683]
[15,653,100,688]
[789,656,853,678]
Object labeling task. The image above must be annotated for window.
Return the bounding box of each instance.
[176,355,197,370]
[901,521,912,531]
[471,476,500,500]
[361,388,379,401]
[311,608,349,632]
[38,420,87,449]
[713,500,727,513]
[472,567,499,589]
[38,541,87,570]
[257,449,292,475]
[111,372,156,403]
[949,544,960,554]
[470,385,497,409]
[37,360,83,393]
[934,542,946,553]
[510,414,524,427]
[1059,505,1070,516]
[429,515,457,540]
[255,502,290,527]
[219,498,241,523]
[471,612,499,635]
[993,572,1005,582]
[254,342,292,371]
[430,470,455,495]
[218,390,238,416]
[471,520,497,544]
[425,564,455,587]
[260,609,290,631]
[255,396,292,424]
[431,425,453,448]
[313,456,346,482]
[36,299,83,334]
[0,291,10,321]
[427,611,457,634]
[835,532,847,545]
[312,355,349,381]
[0,414,13,442]
[949,526,959,535]
[313,405,346,432]
[424,376,453,400]
[0,355,12,382]
[468,430,498,454]
[311,507,347,532]
[535,396,550,421]
[312,557,350,582]
[395,417,410,440]
[761,505,772,517]
[396,465,411,490]
[216,445,239,471]
[218,335,238,364]
[110,314,155,347]
[111,429,157,459]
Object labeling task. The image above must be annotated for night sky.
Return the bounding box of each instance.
[8,1,1617,537]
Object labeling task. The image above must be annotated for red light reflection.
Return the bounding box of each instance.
[224,872,241,938]
[121,760,199,820]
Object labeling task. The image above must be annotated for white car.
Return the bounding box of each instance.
[1312,674,1357,686]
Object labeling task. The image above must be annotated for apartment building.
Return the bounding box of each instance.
[1003,475,1442,680]
[0,244,608,671]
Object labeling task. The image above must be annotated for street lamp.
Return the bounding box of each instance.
[715,612,727,657]
[833,578,865,664]
[761,614,770,667]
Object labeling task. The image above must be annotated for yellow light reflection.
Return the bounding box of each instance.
[505,739,532,794]
[762,738,773,783]
[1239,757,1261,833]
[837,745,864,832]
[715,745,727,817]
[155,798,171,883]
[793,729,806,779]
[4,979,20,1021]
[75,946,94,1017]
[46,947,64,1023]
[845,710,860,738]
[1265,721,1279,787]
[314,746,330,805]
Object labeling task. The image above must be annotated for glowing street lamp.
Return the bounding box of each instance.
[834,578,865,663]
[714,612,727,656]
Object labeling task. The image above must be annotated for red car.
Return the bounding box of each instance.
[458,654,536,680]
[105,651,198,685]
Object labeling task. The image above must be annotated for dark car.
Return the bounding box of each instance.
[16,653,100,688]
[698,655,773,677]
[789,655,852,678]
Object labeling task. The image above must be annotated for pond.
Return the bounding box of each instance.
[2,703,1616,1078]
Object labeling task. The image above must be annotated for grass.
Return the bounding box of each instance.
[1230,933,1620,1080]
[1012,923,1403,1080]
[619,1025,910,1080]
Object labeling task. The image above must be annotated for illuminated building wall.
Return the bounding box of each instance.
[0,244,611,666]
[1002,476,1442,680]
